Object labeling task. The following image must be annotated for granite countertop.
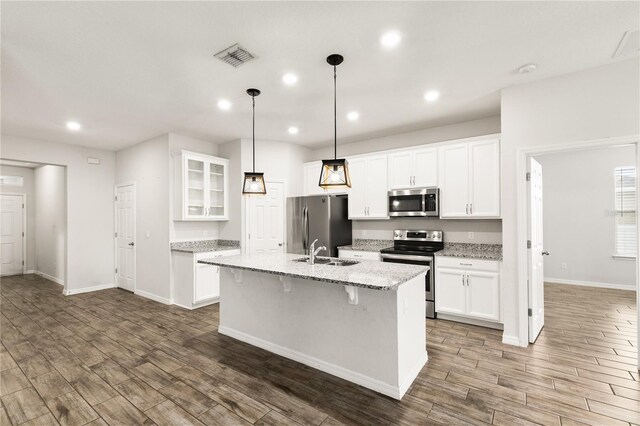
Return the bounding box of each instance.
[198,253,428,291]
[337,239,393,252]
[171,239,240,253]
[435,243,503,261]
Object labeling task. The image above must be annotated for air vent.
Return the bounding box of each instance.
[214,43,256,68]
[612,30,639,59]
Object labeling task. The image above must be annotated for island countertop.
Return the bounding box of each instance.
[198,253,428,291]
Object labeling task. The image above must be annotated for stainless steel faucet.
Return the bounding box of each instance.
[308,238,327,265]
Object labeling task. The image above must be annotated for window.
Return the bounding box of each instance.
[0,175,24,186]
[614,166,636,256]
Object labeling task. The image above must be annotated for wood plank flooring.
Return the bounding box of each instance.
[0,274,637,425]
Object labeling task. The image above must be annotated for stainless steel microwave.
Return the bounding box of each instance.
[388,187,439,217]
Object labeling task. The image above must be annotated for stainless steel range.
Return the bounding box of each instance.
[380,230,444,319]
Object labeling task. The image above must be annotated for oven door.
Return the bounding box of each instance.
[388,193,425,217]
[380,253,435,318]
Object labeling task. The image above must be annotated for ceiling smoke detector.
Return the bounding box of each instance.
[517,63,537,74]
[214,43,256,68]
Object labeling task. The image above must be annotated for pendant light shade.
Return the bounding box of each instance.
[319,54,351,190]
[242,88,267,195]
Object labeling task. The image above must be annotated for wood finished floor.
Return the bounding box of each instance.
[0,275,637,426]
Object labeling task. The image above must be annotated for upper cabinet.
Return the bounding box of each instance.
[348,154,388,219]
[439,139,500,218]
[174,150,229,221]
[388,147,438,189]
[303,161,347,196]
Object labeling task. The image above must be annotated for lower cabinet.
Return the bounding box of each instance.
[338,249,381,261]
[435,257,501,322]
[172,249,240,309]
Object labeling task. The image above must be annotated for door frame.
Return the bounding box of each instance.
[244,179,287,254]
[516,134,640,366]
[114,182,136,292]
[0,192,26,275]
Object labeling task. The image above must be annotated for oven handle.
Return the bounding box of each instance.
[380,253,433,263]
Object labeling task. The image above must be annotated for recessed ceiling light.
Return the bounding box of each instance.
[282,73,298,85]
[424,90,440,102]
[517,63,537,74]
[288,126,299,135]
[66,121,81,131]
[217,99,232,110]
[380,31,402,48]
[347,111,359,121]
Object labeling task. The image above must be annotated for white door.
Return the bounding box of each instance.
[365,155,389,218]
[115,184,135,291]
[469,139,501,217]
[248,182,285,253]
[347,158,367,219]
[528,157,545,343]
[0,195,24,276]
[439,144,469,217]
[388,152,414,189]
[413,148,438,187]
[466,271,500,321]
[434,268,466,315]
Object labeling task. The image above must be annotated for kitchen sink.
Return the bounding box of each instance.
[293,257,359,266]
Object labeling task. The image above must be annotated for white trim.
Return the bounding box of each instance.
[219,325,419,400]
[35,270,64,285]
[502,334,521,346]
[545,278,636,291]
[517,134,640,350]
[24,269,35,274]
[114,182,136,292]
[436,313,504,330]
[63,283,114,295]
[612,254,636,260]
[134,289,171,305]
[173,297,219,311]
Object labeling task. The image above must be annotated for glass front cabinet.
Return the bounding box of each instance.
[175,150,229,221]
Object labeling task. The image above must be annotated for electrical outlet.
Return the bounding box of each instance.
[561,263,567,269]
[468,232,475,240]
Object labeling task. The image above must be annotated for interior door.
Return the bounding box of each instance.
[469,139,501,217]
[347,158,366,219]
[528,157,545,343]
[0,194,23,276]
[248,182,285,253]
[439,144,469,217]
[413,148,438,187]
[388,152,414,189]
[115,184,135,291]
[365,156,389,218]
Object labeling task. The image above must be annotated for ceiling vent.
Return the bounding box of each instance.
[214,43,256,68]
[612,30,639,59]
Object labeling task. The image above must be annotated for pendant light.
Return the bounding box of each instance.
[242,88,267,195]
[319,54,351,189]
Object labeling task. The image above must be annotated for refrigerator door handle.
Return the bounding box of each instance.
[302,207,308,252]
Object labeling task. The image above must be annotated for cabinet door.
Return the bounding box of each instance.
[194,263,219,303]
[413,148,438,187]
[347,158,367,219]
[465,271,500,321]
[304,162,323,196]
[439,144,469,218]
[435,268,466,315]
[469,139,500,217]
[206,160,226,219]
[365,155,389,218]
[185,157,207,218]
[387,152,414,189]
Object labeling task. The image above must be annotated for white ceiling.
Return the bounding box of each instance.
[2,1,638,151]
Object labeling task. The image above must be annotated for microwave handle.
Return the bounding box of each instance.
[422,195,426,212]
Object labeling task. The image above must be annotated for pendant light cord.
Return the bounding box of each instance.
[333,65,337,160]
[252,94,256,173]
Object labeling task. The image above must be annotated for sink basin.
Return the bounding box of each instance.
[293,257,358,266]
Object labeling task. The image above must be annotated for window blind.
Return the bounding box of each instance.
[614,167,636,256]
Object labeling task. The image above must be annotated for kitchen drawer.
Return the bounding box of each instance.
[195,249,240,261]
[338,249,381,261]
[436,256,499,272]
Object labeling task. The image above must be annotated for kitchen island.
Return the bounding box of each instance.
[198,253,428,399]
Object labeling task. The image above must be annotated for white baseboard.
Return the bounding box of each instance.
[173,297,219,310]
[24,269,36,275]
[437,313,503,330]
[35,271,64,286]
[134,289,171,305]
[219,325,417,400]
[502,334,526,347]
[63,283,114,295]
[545,277,636,291]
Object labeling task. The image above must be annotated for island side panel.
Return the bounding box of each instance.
[218,268,406,398]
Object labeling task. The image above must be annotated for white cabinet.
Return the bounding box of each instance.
[435,257,501,322]
[438,139,500,218]
[175,151,229,221]
[303,161,347,196]
[388,147,438,189]
[172,248,240,309]
[348,155,388,219]
[338,249,381,261]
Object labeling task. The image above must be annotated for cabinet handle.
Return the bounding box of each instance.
[459,263,472,266]
[466,204,469,214]
[469,203,473,214]
[461,275,465,286]
[466,274,470,286]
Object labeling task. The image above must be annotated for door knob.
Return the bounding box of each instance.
[542,251,549,256]
[128,242,135,246]
[278,243,283,246]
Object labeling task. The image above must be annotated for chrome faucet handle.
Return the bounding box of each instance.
[314,246,327,256]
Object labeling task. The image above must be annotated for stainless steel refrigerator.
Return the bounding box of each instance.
[286,195,352,257]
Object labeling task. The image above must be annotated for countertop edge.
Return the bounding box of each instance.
[434,253,503,261]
